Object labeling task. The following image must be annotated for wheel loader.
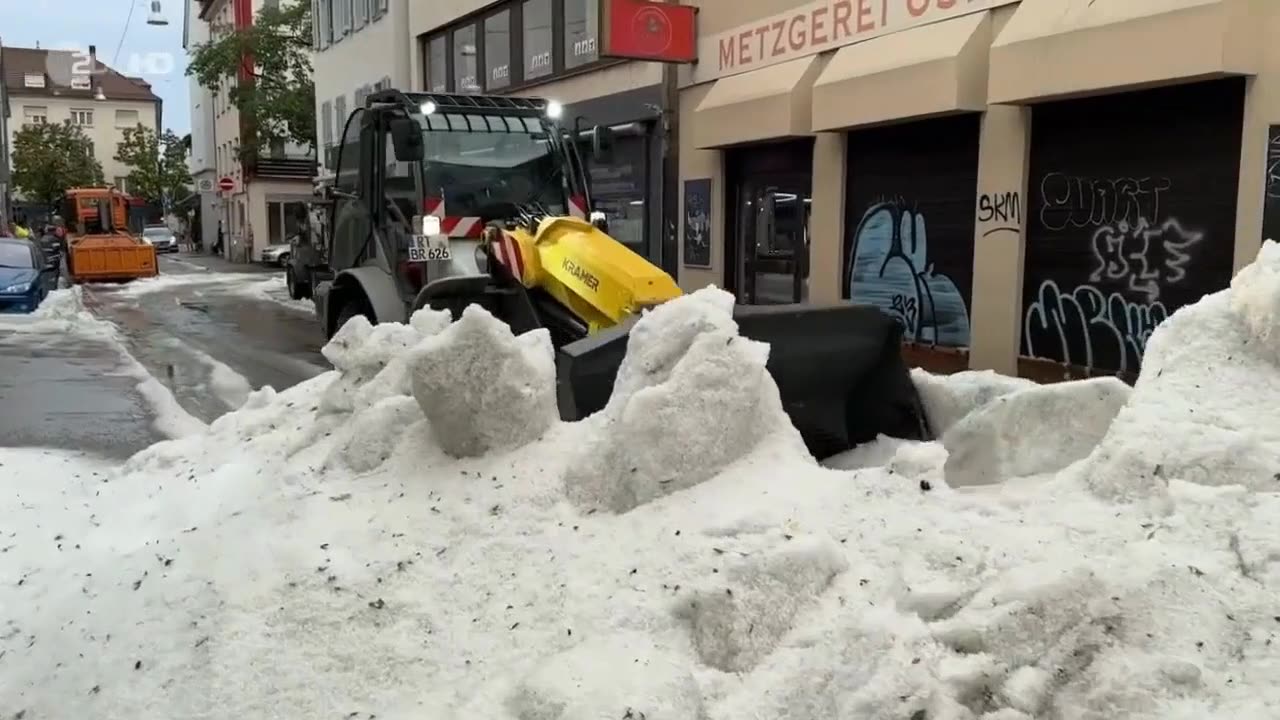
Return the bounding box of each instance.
[312,90,928,458]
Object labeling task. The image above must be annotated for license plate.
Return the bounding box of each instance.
[408,235,451,262]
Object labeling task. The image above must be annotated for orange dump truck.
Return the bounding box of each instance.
[62,187,158,283]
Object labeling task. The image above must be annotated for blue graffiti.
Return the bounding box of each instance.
[846,201,971,346]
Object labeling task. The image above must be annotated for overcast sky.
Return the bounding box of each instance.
[2,0,192,133]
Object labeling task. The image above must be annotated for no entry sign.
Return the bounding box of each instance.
[218,177,235,192]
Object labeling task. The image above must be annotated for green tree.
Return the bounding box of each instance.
[186,2,315,159]
[10,121,105,206]
[114,125,192,207]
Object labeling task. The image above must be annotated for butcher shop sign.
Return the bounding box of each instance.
[691,0,1018,84]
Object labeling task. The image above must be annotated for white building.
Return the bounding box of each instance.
[196,0,316,263]
[1,45,161,200]
[311,0,407,171]
[184,0,220,251]
[0,40,11,228]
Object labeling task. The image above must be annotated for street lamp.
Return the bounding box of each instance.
[147,1,169,26]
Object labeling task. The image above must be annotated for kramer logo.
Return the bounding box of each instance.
[562,258,600,292]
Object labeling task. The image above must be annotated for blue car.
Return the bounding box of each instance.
[0,237,60,313]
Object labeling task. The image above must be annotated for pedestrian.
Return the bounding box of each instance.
[11,213,31,239]
[213,219,224,256]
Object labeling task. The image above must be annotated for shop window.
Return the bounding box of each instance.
[484,11,512,91]
[454,25,480,93]
[426,35,448,92]
[522,0,553,81]
[586,135,648,250]
[564,0,598,69]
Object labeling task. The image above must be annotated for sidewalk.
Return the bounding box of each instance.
[163,251,277,275]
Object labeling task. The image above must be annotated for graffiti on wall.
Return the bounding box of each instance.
[847,199,971,346]
[1024,172,1208,373]
[1261,126,1280,244]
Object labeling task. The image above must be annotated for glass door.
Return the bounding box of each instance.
[736,178,811,305]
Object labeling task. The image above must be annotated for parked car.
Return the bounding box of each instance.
[142,225,180,253]
[261,243,291,267]
[0,237,60,313]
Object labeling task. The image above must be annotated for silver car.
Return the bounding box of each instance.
[261,243,291,267]
[142,226,179,253]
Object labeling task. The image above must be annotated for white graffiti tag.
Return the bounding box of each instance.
[1024,280,1168,375]
[1088,217,1203,302]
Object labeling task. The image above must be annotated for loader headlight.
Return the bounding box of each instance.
[1,282,31,294]
[545,100,563,119]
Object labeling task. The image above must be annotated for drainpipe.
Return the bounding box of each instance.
[659,0,681,277]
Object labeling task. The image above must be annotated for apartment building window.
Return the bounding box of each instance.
[485,11,512,91]
[114,177,130,194]
[321,100,333,147]
[334,96,348,139]
[564,0,598,69]
[71,109,94,126]
[115,109,140,128]
[23,106,48,125]
[337,0,352,38]
[23,72,44,89]
[523,0,553,82]
[314,0,333,48]
[454,25,480,93]
[426,35,447,92]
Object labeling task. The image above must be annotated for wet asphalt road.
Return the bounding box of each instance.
[0,254,330,459]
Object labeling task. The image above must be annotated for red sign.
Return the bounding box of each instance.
[600,0,697,63]
[218,177,236,192]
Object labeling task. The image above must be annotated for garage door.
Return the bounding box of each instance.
[1022,78,1245,375]
[844,113,981,348]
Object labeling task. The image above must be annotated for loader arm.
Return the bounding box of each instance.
[498,215,683,333]
[490,213,929,458]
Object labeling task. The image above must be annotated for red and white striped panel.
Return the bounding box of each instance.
[441,216,483,238]
[568,194,588,220]
[490,232,526,283]
[423,198,483,238]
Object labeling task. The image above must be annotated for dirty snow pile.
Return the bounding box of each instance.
[4,247,1280,719]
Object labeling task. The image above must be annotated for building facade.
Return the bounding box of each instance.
[184,0,221,251]
[676,0,1273,380]
[1,45,161,203]
[312,0,407,173]
[198,0,316,263]
[406,0,673,267]
[0,40,11,230]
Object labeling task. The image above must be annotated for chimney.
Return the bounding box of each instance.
[87,44,99,100]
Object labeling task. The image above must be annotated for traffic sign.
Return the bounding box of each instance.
[218,176,235,192]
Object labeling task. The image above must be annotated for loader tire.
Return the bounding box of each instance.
[334,296,373,336]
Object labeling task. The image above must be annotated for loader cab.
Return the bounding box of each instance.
[327,91,599,303]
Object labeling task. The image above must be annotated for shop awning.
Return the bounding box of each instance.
[989,0,1258,104]
[811,12,992,132]
[693,55,825,149]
